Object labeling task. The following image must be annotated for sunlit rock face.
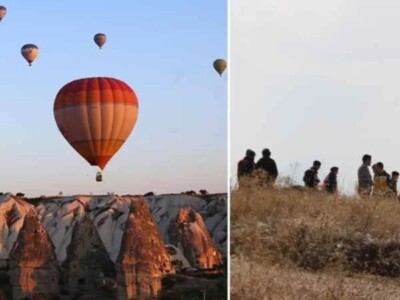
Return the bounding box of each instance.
[0,194,33,264]
[0,193,227,265]
[8,210,59,300]
[115,200,174,299]
[170,208,223,270]
[37,195,132,264]
[146,194,227,257]
[37,196,174,299]
[62,214,116,298]
[0,193,226,298]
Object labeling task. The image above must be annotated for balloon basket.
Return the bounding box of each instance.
[96,172,103,182]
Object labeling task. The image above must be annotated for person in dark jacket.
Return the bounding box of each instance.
[323,167,339,193]
[237,149,256,180]
[255,148,278,184]
[358,154,373,196]
[303,160,321,188]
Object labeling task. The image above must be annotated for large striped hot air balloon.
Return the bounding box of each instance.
[0,6,7,22]
[53,77,139,179]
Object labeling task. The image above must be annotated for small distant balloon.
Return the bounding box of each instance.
[94,33,107,49]
[0,6,6,22]
[21,44,39,66]
[213,59,227,77]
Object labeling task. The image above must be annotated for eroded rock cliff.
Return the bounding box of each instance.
[9,210,59,300]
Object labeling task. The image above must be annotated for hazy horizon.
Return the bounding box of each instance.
[231,0,400,195]
[0,1,227,197]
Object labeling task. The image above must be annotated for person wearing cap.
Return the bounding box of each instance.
[389,171,399,198]
[323,167,339,193]
[303,160,321,188]
[372,162,391,196]
[255,148,278,184]
[237,149,256,183]
[372,163,378,177]
[358,154,373,196]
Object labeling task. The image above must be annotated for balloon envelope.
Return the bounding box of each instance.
[94,33,107,49]
[213,59,227,76]
[21,44,39,66]
[0,6,6,22]
[53,77,139,170]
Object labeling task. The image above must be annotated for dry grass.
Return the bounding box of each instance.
[231,181,400,300]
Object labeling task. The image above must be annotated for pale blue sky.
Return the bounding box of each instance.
[231,0,400,195]
[0,1,227,196]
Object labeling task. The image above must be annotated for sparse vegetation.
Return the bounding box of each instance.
[199,189,209,195]
[231,177,400,299]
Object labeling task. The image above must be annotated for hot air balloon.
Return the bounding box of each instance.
[94,33,107,49]
[21,44,39,66]
[0,6,6,22]
[53,77,139,181]
[213,59,227,77]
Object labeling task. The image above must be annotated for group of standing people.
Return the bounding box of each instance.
[302,160,339,193]
[237,149,278,184]
[237,150,399,198]
[357,154,399,198]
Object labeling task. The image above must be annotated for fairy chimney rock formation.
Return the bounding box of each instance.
[173,208,223,270]
[62,214,116,297]
[9,209,59,300]
[115,199,174,300]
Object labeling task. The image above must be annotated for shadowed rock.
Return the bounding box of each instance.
[62,214,115,298]
[115,199,174,299]
[160,274,227,300]
[165,244,192,272]
[9,210,59,300]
